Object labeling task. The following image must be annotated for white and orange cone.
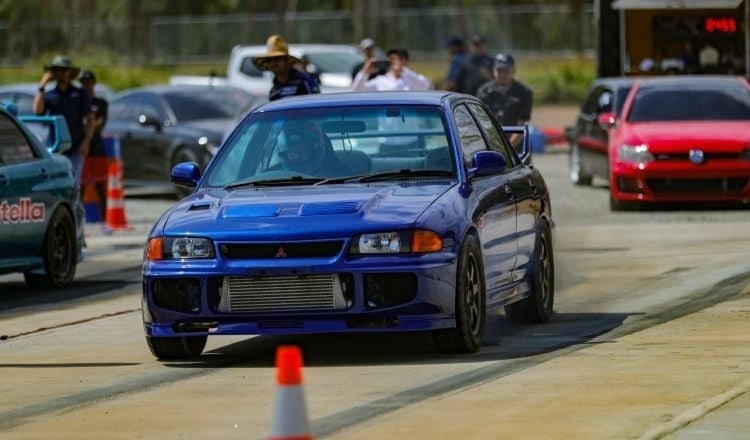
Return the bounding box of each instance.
[104,159,132,231]
[269,345,313,440]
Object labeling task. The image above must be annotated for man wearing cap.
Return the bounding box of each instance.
[254,35,320,101]
[33,55,96,183]
[455,34,495,96]
[477,53,533,146]
[351,37,389,81]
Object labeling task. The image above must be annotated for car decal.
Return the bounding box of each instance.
[0,198,45,224]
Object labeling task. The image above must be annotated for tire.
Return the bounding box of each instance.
[146,335,207,360]
[505,222,554,324]
[171,147,199,199]
[569,144,593,186]
[23,208,77,289]
[432,235,486,353]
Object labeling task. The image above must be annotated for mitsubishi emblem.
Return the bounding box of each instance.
[274,246,288,258]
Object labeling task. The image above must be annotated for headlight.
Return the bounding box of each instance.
[146,237,215,260]
[618,143,654,164]
[350,230,442,254]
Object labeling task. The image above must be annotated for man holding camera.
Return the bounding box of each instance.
[33,55,96,184]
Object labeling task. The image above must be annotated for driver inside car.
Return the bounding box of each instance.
[275,119,351,177]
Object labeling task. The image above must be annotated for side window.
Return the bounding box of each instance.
[139,95,167,121]
[240,57,263,78]
[454,104,486,168]
[468,102,516,167]
[109,97,138,121]
[581,86,600,115]
[596,89,613,113]
[0,114,38,166]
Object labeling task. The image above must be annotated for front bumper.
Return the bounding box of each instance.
[142,252,458,337]
[611,159,750,204]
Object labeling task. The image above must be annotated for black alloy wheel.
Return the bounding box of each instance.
[24,208,77,288]
[146,335,208,360]
[505,221,554,324]
[569,144,593,186]
[433,235,486,353]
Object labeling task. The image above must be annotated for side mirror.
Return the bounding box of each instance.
[19,114,72,154]
[502,124,531,165]
[468,150,507,178]
[171,162,201,189]
[138,114,162,131]
[597,112,617,130]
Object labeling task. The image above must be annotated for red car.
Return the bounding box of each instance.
[603,75,750,210]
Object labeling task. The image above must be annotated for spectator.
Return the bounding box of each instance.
[351,38,389,81]
[352,48,431,91]
[455,34,495,96]
[476,53,533,147]
[33,55,95,184]
[253,35,320,101]
[440,35,466,91]
[78,69,110,232]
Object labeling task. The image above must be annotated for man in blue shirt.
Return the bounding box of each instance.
[33,55,95,184]
[441,36,466,92]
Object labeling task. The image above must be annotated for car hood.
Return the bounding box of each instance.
[620,121,750,153]
[162,183,454,240]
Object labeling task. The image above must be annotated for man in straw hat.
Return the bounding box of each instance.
[33,55,96,184]
[253,35,320,101]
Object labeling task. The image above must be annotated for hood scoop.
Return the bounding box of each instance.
[188,202,212,211]
[219,201,362,219]
[299,201,361,216]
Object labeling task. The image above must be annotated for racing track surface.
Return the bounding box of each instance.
[1,152,749,439]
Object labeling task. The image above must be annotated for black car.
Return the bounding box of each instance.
[568,77,636,185]
[106,85,255,197]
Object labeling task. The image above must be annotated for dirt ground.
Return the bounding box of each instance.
[532,104,579,131]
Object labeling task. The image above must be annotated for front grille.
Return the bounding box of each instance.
[218,241,344,259]
[654,153,741,162]
[216,274,350,313]
[646,178,747,194]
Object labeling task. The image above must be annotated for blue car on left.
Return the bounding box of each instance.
[0,104,84,288]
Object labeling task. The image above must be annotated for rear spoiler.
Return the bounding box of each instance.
[502,124,531,165]
[19,115,72,155]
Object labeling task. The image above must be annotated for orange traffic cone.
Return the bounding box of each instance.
[269,346,313,440]
[105,159,132,231]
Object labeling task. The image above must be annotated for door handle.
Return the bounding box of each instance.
[504,184,514,199]
[39,168,49,179]
[528,178,537,193]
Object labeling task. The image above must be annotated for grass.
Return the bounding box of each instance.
[1,51,595,104]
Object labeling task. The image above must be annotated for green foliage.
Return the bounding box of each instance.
[522,57,595,103]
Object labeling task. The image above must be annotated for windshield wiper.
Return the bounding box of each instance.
[223,175,326,190]
[356,169,454,183]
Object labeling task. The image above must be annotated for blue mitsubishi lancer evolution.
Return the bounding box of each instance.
[0,105,84,288]
[142,91,555,359]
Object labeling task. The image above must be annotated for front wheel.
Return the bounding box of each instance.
[146,335,207,360]
[24,208,77,289]
[505,222,554,324]
[432,235,486,353]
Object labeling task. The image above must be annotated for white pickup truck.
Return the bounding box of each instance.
[170,43,363,98]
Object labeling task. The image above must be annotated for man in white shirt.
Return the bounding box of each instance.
[352,48,432,91]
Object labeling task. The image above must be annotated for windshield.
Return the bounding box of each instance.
[164,88,255,122]
[628,84,750,122]
[304,51,363,74]
[203,105,453,188]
